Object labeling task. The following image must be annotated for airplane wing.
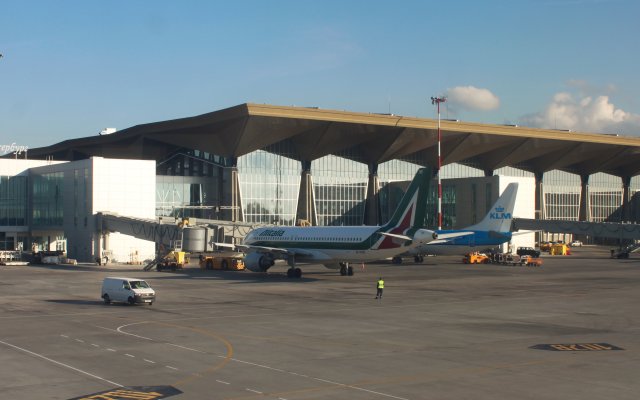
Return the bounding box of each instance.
[214,242,236,249]
[435,231,473,240]
[380,232,412,241]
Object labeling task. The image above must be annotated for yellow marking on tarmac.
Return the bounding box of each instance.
[142,321,234,387]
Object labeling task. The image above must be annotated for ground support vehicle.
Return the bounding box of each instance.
[102,277,155,305]
[549,244,570,256]
[463,252,489,264]
[517,247,541,258]
[199,253,245,271]
[156,250,187,271]
[490,253,527,266]
[519,255,543,267]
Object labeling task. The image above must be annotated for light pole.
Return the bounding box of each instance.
[431,96,446,230]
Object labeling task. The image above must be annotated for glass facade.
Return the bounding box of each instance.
[0,232,15,250]
[238,148,301,225]
[31,172,64,227]
[156,175,221,219]
[156,150,224,219]
[312,154,368,226]
[378,160,422,224]
[589,172,623,222]
[73,169,89,227]
[0,175,27,226]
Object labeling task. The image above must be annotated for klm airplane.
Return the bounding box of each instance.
[239,168,443,278]
[396,182,519,263]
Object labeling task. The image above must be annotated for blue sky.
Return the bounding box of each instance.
[1,0,638,150]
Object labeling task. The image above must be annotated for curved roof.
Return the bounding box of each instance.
[25,103,640,178]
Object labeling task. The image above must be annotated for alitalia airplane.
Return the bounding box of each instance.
[396,182,519,263]
[239,168,442,278]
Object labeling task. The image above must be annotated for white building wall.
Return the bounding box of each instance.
[92,158,156,263]
[0,159,65,176]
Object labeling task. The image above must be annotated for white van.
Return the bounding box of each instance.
[101,277,155,305]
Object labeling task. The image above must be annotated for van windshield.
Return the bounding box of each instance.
[129,280,150,289]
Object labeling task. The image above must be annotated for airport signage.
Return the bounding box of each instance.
[0,142,28,155]
[530,343,623,351]
[69,386,182,400]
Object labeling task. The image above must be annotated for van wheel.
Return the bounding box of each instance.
[103,294,111,304]
[128,296,135,305]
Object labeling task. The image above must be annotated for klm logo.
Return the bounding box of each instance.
[489,206,512,220]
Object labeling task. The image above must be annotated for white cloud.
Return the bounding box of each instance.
[445,86,500,111]
[520,91,640,135]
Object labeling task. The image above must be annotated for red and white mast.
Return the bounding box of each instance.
[431,96,446,230]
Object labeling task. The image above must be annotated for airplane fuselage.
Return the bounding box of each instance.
[244,225,427,263]
[411,229,513,256]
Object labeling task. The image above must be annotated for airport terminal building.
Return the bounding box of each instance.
[2,103,640,262]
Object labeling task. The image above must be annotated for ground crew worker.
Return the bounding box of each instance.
[375,277,384,299]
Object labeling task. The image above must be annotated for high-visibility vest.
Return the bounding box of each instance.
[377,280,384,289]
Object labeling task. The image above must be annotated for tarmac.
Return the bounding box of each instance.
[1,246,639,400]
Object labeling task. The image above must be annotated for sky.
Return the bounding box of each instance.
[1,0,639,151]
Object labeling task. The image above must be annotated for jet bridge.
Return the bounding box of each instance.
[96,212,256,251]
[512,218,640,241]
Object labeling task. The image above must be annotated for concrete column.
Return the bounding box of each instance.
[579,174,590,222]
[534,171,544,244]
[363,163,381,226]
[295,160,316,226]
[534,171,544,219]
[622,175,631,222]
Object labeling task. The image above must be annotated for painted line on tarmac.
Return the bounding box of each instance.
[116,322,155,341]
[112,321,407,399]
[96,324,206,354]
[0,339,123,388]
[167,343,206,353]
[223,356,408,399]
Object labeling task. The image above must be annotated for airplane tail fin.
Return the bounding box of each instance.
[380,167,431,235]
[467,183,518,232]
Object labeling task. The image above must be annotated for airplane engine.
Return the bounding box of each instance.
[414,229,438,243]
[244,252,275,272]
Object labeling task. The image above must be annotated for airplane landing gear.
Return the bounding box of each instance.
[414,255,424,263]
[339,262,354,276]
[287,267,302,278]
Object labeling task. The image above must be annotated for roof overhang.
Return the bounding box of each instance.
[23,103,640,177]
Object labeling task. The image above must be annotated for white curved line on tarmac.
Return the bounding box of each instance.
[114,320,408,399]
[0,339,123,388]
[115,321,154,341]
[107,323,205,353]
